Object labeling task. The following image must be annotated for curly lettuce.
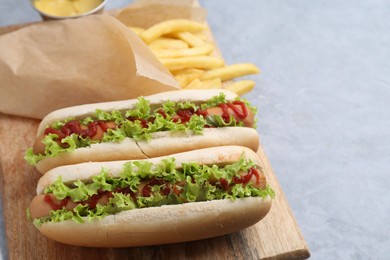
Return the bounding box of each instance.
[25,94,256,165]
[30,155,274,227]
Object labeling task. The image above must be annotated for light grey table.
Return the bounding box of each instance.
[1,0,389,259]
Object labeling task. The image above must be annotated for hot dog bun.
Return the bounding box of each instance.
[30,146,273,247]
[30,89,260,174]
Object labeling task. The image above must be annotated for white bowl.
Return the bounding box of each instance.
[30,0,108,21]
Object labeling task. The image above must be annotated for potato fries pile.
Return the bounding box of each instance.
[129,19,260,96]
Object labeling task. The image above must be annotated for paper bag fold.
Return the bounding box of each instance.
[0,15,179,119]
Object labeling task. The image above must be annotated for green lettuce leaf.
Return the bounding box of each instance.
[125,97,151,119]
[24,148,43,166]
[200,93,227,110]
[205,114,243,128]
[94,109,124,123]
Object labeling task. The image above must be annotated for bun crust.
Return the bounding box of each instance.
[38,197,272,247]
[36,127,259,174]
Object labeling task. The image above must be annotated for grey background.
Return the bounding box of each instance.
[1,0,389,259]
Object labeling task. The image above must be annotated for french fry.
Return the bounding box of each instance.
[148,37,189,50]
[201,78,222,89]
[170,31,206,47]
[173,68,205,87]
[171,68,204,76]
[152,43,213,58]
[185,78,222,90]
[200,63,260,81]
[175,75,188,88]
[140,19,207,44]
[184,79,203,89]
[128,26,145,35]
[126,18,260,95]
[160,56,224,71]
[193,31,209,42]
[225,80,255,96]
[174,74,189,87]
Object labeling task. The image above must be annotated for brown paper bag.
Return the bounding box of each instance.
[0,14,179,119]
[114,0,207,28]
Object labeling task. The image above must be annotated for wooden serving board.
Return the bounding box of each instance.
[0,114,310,260]
[0,21,310,260]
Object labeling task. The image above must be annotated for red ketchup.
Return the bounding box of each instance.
[173,109,194,123]
[87,190,109,209]
[218,178,229,191]
[128,117,149,128]
[195,108,208,117]
[218,101,248,123]
[97,120,109,132]
[172,184,183,195]
[44,195,69,210]
[172,107,210,124]
[44,120,109,141]
[45,191,115,211]
[142,178,171,197]
[157,109,167,118]
[232,168,260,186]
[142,185,152,197]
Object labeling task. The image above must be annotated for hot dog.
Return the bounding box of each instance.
[27,146,274,247]
[25,89,260,174]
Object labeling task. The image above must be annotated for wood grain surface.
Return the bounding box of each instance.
[0,19,310,260]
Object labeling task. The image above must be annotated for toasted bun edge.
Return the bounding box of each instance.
[35,127,259,174]
[37,197,272,247]
[37,89,238,136]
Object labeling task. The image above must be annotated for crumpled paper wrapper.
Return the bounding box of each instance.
[0,14,179,119]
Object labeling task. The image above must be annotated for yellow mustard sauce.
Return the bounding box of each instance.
[33,0,103,17]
